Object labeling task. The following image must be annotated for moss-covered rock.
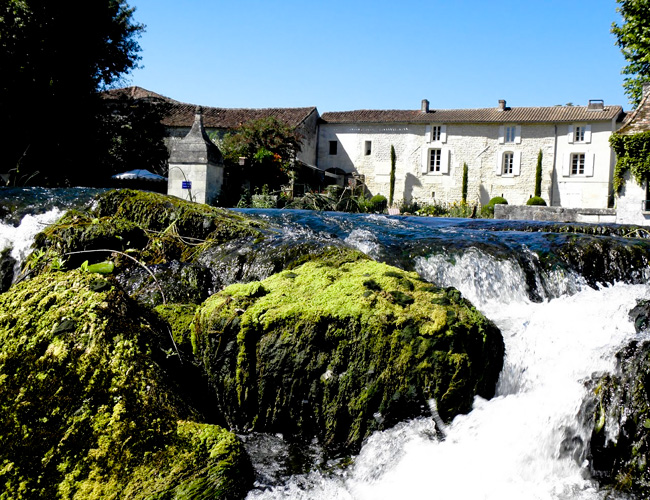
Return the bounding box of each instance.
[0,270,252,499]
[27,189,336,307]
[192,248,504,452]
[588,303,650,495]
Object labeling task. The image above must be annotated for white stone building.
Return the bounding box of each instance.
[317,99,624,208]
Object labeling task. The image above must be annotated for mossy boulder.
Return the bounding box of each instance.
[27,189,336,307]
[0,270,252,499]
[192,249,504,452]
[589,301,650,495]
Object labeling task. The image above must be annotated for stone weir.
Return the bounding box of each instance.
[0,189,504,498]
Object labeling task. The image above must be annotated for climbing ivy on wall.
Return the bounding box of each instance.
[610,131,650,192]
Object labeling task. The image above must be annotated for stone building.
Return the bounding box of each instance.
[167,108,224,205]
[318,99,624,208]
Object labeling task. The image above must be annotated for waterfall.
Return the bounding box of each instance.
[247,249,648,500]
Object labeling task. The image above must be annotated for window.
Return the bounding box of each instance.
[364,141,372,156]
[502,152,514,175]
[429,149,442,172]
[571,153,585,175]
[569,124,591,144]
[498,124,521,144]
[431,126,441,142]
[329,141,338,155]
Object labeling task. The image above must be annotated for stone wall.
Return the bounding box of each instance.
[495,204,617,223]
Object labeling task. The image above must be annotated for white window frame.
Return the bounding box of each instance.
[425,124,447,143]
[571,153,585,175]
[429,148,442,172]
[421,147,450,175]
[495,150,521,177]
[562,152,594,177]
[498,124,522,144]
[568,124,591,144]
[503,151,514,175]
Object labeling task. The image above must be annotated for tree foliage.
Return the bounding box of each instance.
[389,145,396,206]
[612,0,650,107]
[534,149,543,198]
[219,116,302,195]
[97,95,170,178]
[461,162,468,203]
[0,0,144,185]
[610,131,650,192]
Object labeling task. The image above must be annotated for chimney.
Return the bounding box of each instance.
[421,99,429,113]
[587,99,605,111]
[498,99,506,111]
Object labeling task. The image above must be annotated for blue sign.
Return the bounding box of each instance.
[182,181,192,189]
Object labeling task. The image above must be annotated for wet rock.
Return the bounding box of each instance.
[588,336,650,496]
[0,247,16,293]
[0,270,252,499]
[192,248,504,453]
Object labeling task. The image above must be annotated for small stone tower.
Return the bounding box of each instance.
[167,107,224,205]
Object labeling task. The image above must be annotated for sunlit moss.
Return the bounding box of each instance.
[193,249,504,451]
[0,270,251,499]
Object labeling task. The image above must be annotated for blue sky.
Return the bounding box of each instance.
[125,0,631,113]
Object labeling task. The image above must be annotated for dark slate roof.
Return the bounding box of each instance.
[101,87,318,129]
[169,110,223,165]
[320,104,625,124]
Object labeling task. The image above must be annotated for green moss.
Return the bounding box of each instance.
[155,303,199,352]
[193,254,504,451]
[0,270,251,499]
[30,189,266,272]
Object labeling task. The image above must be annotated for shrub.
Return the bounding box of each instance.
[526,196,547,206]
[481,196,508,218]
[368,194,387,213]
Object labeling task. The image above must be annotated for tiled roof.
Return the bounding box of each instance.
[617,92,650,135]
[100,87,318,129]
[163,103,318,129]
[101,86,174,102]
[320,104,625,124]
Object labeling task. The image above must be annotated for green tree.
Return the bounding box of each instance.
[389,145,396,206]
[534,149,543,197]
[461,163,468,203]
[219,116,302,196]
[612,0,650,107]
[96,94,170,178]
[0,0,144,185]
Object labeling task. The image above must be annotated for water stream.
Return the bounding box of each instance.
[1,192,649,499]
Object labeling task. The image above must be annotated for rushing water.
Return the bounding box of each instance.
[2,192,649,499]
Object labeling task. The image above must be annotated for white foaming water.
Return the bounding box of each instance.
[248,250,648,500]
[344,229,382,260]
[0,208,64,267]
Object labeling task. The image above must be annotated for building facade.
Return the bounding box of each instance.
[317,99,624,208]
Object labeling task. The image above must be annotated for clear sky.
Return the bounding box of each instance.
[125,0,631,113]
